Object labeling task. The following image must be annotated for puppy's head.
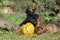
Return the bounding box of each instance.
[26,3,38,13]
[28,3,37,12]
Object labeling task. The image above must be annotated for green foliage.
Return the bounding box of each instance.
[0,0,2,2]
[8,0,33,12]
[35,0,60,23]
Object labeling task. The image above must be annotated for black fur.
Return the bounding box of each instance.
[19,13,39,26]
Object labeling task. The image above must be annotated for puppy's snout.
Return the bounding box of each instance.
[34,21,37,24]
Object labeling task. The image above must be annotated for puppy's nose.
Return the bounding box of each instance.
[34,22,37,25]
[35,22,37,24]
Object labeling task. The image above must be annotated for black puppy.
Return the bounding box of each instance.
[19,3,39,26]
[19,12,39,26]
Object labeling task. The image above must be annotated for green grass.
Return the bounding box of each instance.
[0,13,26,25]
[0,13,60,40]
[0,32,60,40]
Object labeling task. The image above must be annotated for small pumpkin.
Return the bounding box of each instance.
[21,22,35,35]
